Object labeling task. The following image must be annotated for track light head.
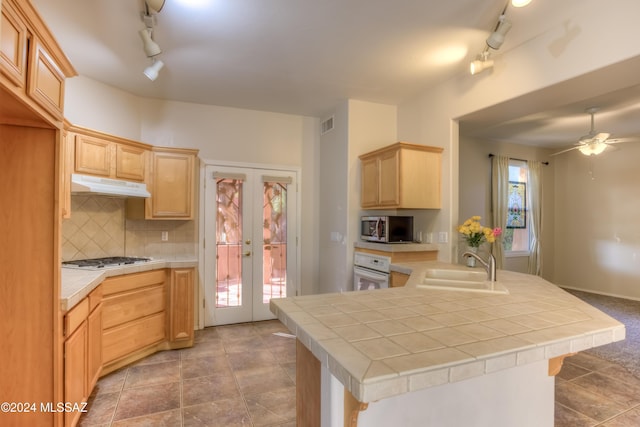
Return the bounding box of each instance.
[144,59,164,81]
[486,16,512,50]
[470,51,493,75]
[139,28,162,57]
[511,0,532,7]
[145,0,166,13]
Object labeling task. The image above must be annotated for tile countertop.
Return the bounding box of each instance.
[269,262,625,403]
[61,258,198,312]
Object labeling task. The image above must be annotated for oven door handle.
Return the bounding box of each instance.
[354,266,388,281]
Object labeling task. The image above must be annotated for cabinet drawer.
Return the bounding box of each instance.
[64,297,89,338]
[102,312,166,364]
[102,269,166,296]
[102,284,165,329]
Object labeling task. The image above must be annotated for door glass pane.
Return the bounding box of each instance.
[262,182,287,303]
[216,178,243,307]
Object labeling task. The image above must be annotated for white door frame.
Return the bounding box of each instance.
[196,159,301,329]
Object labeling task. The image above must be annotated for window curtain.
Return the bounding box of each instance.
[527,161,543,275]
[491,155,509,269]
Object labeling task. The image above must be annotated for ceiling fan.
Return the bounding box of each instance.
[550,107,634,157]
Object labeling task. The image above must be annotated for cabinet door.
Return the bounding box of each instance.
[149,151,194,219]
[378,148,400,206]
[27,37,65,121]
[169,268,194,342]
[75,134,112,177]
[116,144,146,181]
[86,304,102,393]
[64,321,87,427]
[0,0,28,88]
[360,156,379,208]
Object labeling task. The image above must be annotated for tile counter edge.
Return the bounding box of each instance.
[61,259,198,312]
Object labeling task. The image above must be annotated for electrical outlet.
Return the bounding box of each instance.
[438,231,448,243]
[161,231,169,242]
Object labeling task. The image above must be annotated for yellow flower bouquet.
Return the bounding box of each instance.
[457,216,502,248]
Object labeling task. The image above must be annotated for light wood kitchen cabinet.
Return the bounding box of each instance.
[99,268,195,376]
[101,270,167,369]
[390,271,410,287]
[0,0,74,126]
[63,286,102,427]
[127,147,199,220]
[168,267,195,342]
[1,2,75,426]
[359,142,443,209]
[72,127,149,182]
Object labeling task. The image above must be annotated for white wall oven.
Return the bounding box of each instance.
[353,252,390,290]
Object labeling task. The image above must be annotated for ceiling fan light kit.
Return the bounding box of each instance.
[578,142,607,156]
[550,107,637,157]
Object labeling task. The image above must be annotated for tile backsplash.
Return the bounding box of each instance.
[62,195,197,261]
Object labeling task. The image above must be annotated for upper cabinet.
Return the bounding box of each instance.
[127,147,199,220]
[70,126,150,182]
[0,0,76,127]
[360,142,443,209]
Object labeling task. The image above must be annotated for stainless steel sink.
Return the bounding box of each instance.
[416,268,509,294]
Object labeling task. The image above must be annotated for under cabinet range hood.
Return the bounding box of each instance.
[70,174,151,198]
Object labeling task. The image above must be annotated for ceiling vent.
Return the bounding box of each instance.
[321,116,334,135]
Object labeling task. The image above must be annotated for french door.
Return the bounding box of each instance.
[203,165,297,326]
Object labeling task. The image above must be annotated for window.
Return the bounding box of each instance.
[504,160,530,254]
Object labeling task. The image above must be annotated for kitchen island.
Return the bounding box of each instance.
[269,262,625,427]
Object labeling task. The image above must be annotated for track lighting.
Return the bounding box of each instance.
[470,50,493,75]
[486,15,512,50]
[139,28,162,57]
[511,0,532,7]
[144,59,164,81]
[145,0,166,13]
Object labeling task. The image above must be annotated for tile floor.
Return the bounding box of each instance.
[555,351,640,426]
[79,320,640,427]
[78,320,296,427]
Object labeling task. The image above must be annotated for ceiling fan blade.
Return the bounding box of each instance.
[549,146,581,156]
[605,137,637,144]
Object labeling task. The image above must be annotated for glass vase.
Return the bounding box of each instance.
[466,246,478,267]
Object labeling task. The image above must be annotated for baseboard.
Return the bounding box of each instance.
[560,285,640,303]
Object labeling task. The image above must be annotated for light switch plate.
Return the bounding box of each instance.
[438,231,448,243]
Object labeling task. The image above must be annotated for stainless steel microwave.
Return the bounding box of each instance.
[361,216,413,243]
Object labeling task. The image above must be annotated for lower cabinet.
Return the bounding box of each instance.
[63,286,102,427]
[100,268,195,375]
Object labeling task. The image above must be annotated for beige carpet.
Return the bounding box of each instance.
[564,288,640,379]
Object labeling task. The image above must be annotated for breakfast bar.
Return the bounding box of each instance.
[270,263,625,427]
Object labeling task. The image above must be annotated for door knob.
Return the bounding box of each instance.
[243,251,251,257]
[245,240,251,245]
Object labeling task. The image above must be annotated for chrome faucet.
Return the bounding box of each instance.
[463,252,497,282]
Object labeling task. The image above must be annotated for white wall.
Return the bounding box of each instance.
[397,0,640,297]
[553,144,640,300]
[318,102,349,294]
[318,100,397,294]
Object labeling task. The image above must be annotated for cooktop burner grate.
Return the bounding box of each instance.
[62,256,151,269]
